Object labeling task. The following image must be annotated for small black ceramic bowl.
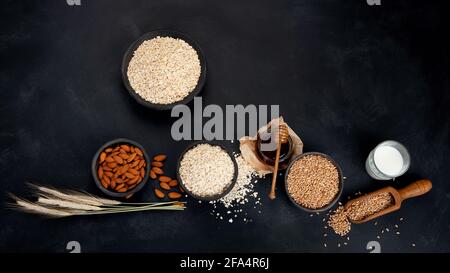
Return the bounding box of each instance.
[92,138,150,198]
[176,141,238,201]
[121,29,207,111]
[284,152,344,213]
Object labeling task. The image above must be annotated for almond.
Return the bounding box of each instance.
[159,176,172,183]
[105,156,115,163]
[153,154,167,162]
[104,171,113,178]
[127,153,137,163]
[124,172,135,179]
[113,155,124,164]
[169,180,179,187]
[120,145,131,152]
[117,165,129,175]
[117,187,127,193]
[154,188,165,199]
[160,182,171,190]
[102,166,113,171]
[150,170,157,179]
[101,178,110,188]
[168,192,182,199]
[107,162,117,168]
[99,152,107,163]
[113,146,120,152]
[103,176,111,184]
[137,160,145,170]
[140,168,145,178]
[115,183,125,191]
[127,176,139,185]
[110,180,116,189]
[130,160,140,168]
[97,167,103,179]
[134,147,143,157]
[101,180,109,189]
[152,167,164,175]
[115,178,125,184]
[105,147,113,153]
[128,168,139,176]
[151,161,164,167]
[119,153,129,159]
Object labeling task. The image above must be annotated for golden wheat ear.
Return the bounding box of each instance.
[27,182,120,206]
[7,193,72,218]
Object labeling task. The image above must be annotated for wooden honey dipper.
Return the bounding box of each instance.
[268,123,289,200]
[344,179,432,224]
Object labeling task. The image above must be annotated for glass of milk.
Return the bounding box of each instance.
[365,140,410,180]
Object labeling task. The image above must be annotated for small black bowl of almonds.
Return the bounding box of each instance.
[284,152,344,213]
[92,138,150,198]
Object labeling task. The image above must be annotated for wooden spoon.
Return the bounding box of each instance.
[345,179,432,224]
[268,123,289,200]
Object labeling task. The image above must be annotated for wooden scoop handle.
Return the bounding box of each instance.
[398,179,432,201]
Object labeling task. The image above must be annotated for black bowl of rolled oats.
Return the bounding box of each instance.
[121,30,207,111]
[176,141,238,201]
[284,152,344,213]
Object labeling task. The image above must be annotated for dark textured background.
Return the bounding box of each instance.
[0,0,449,253]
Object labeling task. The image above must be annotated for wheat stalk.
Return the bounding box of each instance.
[37,197,102,211]
[8,184,186,218]
[9,195,73,218]
[28,183,120,206]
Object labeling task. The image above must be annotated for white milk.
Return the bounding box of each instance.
[365,140,410,180]
[373,146,404,176]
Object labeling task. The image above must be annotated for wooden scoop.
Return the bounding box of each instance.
[268,123,289,200]
[344,179,432,224]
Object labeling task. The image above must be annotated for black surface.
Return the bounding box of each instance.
[0,0,449,253]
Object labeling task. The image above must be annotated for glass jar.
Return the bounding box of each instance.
[256,127,294,170]
[365,140,410,180]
